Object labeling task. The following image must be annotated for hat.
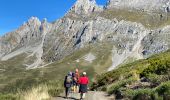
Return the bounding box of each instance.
[83,72,86,75]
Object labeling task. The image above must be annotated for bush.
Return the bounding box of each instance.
[140,60,170,77]
[156,81,170,95]
[0,93,18,100]
[124,89,162,100]
[107,78,137,95]
[147,74,162,83]
[107,82,123,95]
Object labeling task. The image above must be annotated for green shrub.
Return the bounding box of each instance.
[0,93,18,100]
[107,82,123,95]
[107,78,137,95]
[101,86,107,91]
[140,60,170,77]
[156,81,170,95]
[147,74,162,83]
[124,89,162,100]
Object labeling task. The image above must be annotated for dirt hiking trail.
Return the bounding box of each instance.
[53,91,115,100]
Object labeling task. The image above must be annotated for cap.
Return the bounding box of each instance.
[83,72,86,75]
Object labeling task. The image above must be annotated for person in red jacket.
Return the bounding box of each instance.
[79,72,89,100]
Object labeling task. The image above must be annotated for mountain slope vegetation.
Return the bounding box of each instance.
[92,49,170,100]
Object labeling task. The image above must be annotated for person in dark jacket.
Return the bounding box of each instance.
[79,72,89,100]
[64,72,73,99]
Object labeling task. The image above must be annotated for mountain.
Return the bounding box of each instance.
[0,0,170,99]
[0,0,170,71]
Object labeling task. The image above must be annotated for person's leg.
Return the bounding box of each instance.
[76,84,79,93]
[75,85,78,93]
[68,87,71,98]
[65,87,68,98]
[73,85,76,93]
[82,93,86,99]
[80,92,83,100]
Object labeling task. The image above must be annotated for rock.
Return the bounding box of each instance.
[115,90,124,99]
[140,77,150,82]
[69,0,103,15]
[83,53,96,63]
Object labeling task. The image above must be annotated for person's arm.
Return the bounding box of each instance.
[64,76,67,87]
[77,74,80,83]
[87,77,89,84]
[78,77,81,84]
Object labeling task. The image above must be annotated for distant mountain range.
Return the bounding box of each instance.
[0,0,170,71]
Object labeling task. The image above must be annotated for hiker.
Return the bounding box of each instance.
[64,72,73,99]
[79,72,89,100]
[72,72,77,93]
[72,68,80,93]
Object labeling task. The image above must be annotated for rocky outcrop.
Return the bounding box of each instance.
[142,26,170,57]
[69,0,103,15]
[0,17,52,68]
[0,17,42,58]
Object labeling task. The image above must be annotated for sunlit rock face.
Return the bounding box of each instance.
[69,0,103,15]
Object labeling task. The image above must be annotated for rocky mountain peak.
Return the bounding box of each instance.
[14,17,42,37]
[69,0,103,15]
[27,17,41,26]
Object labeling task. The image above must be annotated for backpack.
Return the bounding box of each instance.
[66,75,72,83]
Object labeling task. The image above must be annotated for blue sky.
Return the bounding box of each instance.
[0,0,107,36]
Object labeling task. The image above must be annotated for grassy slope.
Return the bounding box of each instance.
[99,9,170,29]
[92,49,170,99]
[0,42,113,99]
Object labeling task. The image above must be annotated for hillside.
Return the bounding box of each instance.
[0,42,113,99]
[92,49,170,100]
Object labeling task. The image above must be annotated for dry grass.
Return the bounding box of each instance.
[20,85,51,100]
